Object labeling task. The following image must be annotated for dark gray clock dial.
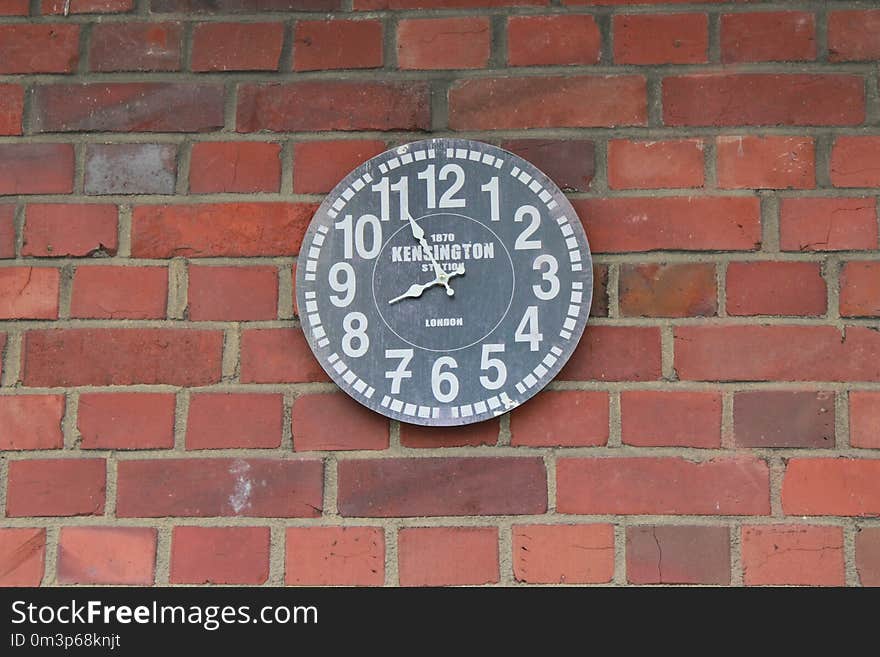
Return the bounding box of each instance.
[295,138,593,426]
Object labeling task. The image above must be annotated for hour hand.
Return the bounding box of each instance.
[388,281,434,305]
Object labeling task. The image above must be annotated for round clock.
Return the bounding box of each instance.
[295,138,593,426]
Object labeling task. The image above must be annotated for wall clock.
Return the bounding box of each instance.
[295,138,593,426]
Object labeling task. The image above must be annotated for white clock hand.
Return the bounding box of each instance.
[388,265,466,304]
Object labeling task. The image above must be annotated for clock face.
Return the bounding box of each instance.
[295,138,593,426]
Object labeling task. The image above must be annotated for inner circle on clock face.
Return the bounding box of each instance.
[372,212,515,352]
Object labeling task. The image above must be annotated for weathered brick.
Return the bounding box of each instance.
[621,391,721,448]
[153,0,340,10]
[23,204,117,258]
[117,458,323,518]
[78,393,176,450]
[627,526,730,585]
[32,83,225,133]
[400,420,499,448]
[780,198,878,252]
[513,524,614,584]
[398,17,490,70]
[614,13,708,64]
[499,139,595,192]
[782,458,880,516]
[237,82,430,132]
[721,11,815,62]
[0,25,79,73]
[357,0,540,6]
[294,19,383,71]
[608,139,704,189]
[90,22,182,72]
[0,144,74,195]
[450,76,646,129]
[856,528,880,586]
[742,525,844,586]
[663,74,865,126]
[674,326,880,382]
[131,203,316,258]
[510,391,609,447]
[85,144,177,195]
[6,459,106,517]
[0,84,24,136]
[188,266,278,321]
[726,262,827,316]
[734,391,835,448]
[829,10,880,62]
[0,205,13,258]
[190,142,281,194]
[171,527,270,585]
[240,329,329,384]
[286,527,384,586]
[292,393,388,451]
[717,136,815,189]
[557,457,770,515]
[58,527,156,585]
[0,0,28,15]
[0,395,65,450]
[0,268,59,320]
[71,266,167,319]
[850,392,880,449]
[831,137,880,188]
[559,326,662,382]
[293,140,387,194]
[187,394,283,450]
[507,15,600,66]
[192,22,284,72]
[574,197,761,253]
[338,458,547,517]
[0,528,45,586]
[591,264,608,317]
[42,0,133,12]
[619,263,717,317]
[23,329,223,386]
[399,527,498,586]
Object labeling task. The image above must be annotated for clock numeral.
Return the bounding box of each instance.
[479,343,507,390]
[514,306,543,352]
[328,262,356,308]
[431,356,459,403]
[532,254,560,301]
[372,176,410,222]
[384,348,413,394]
[418,164,467,210]
[335,214,382,260]
[481,176,500,222]
[342,311,369,358]
[514,205,542,250]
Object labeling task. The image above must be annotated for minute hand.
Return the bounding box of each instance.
[407,214,446,282]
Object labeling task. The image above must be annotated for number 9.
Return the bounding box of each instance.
[328,262,356,308]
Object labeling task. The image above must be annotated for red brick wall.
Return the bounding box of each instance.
[1,0,879,587]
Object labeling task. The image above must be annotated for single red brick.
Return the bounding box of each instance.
[192,22,284,72]
[338,458,547,517]
[187,393,283,450]
[831,137,880,187]
[0,205,13,258]
[399,527,498,586]
[510,391,609,447]
[513,524,614,584]
[717,135,815,189]
[90,22,182,72]
[188,266,278,321]
[0,0,28,15]
[734,391,835,448]
[499,139,595,192]
[726,262,827,316]
[132,203,316,258]
[619,263,717,317]
[614,13,708,64]
[400,419,499,448]
[78,393,176,450]
[780,197,878,252]
[829,10,880,62]
[293,140,386,194]
[783,458,880,516]
[286,527,384,586]
[621,391,721,448]
[742,525,843,586]
[450,76,646,130]
[294,19,383,71]
[189,142,281,193]
[559,326,662,382]
[291,393,388,451]
[674,325,880,382]
[237,81,430,132]
[608,139,704,189]
[0,396,64,451]
[23,204,118,257]
[58,527,156,585]
[850,392,880,449]
[356,0,541,6]
[627,526,730,585]
[0,25,79,73]
[240,329,328,384]
[397,17,490,70]
[6,459,105,517]
[0,144,74,195]
[721,11,815,63]
[32,83,225,133]
[557,457,770,515]
[574,197,761,253]
[0,84,23,135]
[591,264,608,317]
[171,527,269,585]
[663,74,864,126]
[0,268,59,320]
[507,15,600,66]
[23,329,223,387]
[856,528,880,586]
[42,0,133,12]
[155,0,340,9]
[0,528,45,586]
[71,266,167,319]
[117,458,323,518]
